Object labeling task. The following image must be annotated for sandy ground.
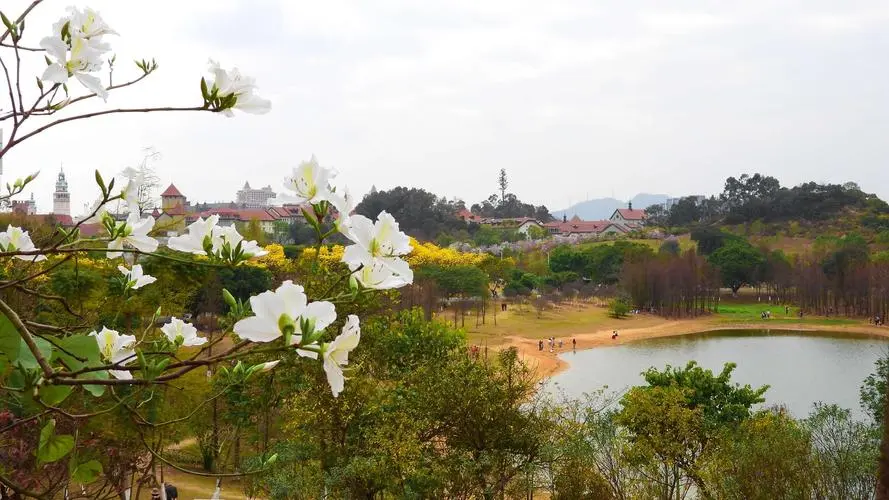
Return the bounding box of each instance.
[506,318,889,378]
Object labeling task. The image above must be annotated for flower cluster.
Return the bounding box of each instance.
[40,7,116,100]
[168,214,267,262]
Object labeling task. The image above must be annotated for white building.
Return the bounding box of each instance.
[53,168,70,216]
[236,182,276,208]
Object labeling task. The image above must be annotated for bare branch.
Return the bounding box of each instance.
[0,41,41,51]
[2,106,207,154]
[0,1,43,45]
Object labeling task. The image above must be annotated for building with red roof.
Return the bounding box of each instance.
[609,202,647,229]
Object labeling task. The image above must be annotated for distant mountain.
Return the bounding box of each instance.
[552,193,669,221]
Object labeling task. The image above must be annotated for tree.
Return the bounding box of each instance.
[708,239,765,294]
[806,404,879,499]
[644,204,667,227]
[498,168,509,202]
[862,352,889,425]
[667,197,702,226]
[134,147,162,213]
[620,361,768,498]
[355,186,464,240]
[702,410,812,500]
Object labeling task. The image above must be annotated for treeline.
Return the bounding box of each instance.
[645,173,886,228]
[355,184,553,243]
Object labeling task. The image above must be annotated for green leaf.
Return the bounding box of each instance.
[0,12,14,33]
[200,77,209,101]
[37,419,74,464]
[0,313,21,368]
[39,385,72,406]
[16,336,52,370]
[70,459,103,485]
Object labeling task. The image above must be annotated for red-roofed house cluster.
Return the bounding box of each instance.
[457,202,646,242]
[149,184,305,236]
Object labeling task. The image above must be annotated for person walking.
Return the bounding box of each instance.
[558,339,563,349]
[572,338,576,350]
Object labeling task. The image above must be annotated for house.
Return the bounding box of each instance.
[609,202,646,229]
[543,215,628,239]
[515,219,544,235]
[456,209,481,223]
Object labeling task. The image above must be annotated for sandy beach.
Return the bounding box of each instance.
[505,318,889,378]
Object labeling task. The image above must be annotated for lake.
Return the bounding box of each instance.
[548,329,889,420]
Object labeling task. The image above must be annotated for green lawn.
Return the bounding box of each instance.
[713,302,858,325]
[464,302,663,345]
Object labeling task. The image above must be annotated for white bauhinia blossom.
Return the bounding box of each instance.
[276,156,336,205]
[212,225,268,259]
[160,317,207,347]
[207,59,271,116]
[258,360,280,372]
[107,213,158,259]
[89,327,136,380]
[118,167,143,215]
[0,225,46,262]
[168,216,266,260]
[353,258,413,290]
[341,212,413,287]
[40,7,115,100]
[117,264,156,289]
[330,187,356,233]
[233,281,335,354]
[322,315,361,397]
[168,215,219,254]
[285,300,337,359]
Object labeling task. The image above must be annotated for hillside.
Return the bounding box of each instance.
[553,193,669,220]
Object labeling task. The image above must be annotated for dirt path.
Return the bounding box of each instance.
[506,318,889,378]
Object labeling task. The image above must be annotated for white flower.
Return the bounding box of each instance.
[107,213,158,259]
[160,317,207,347]
[168,215,218,254]
[207,59,271,116]
[118,167,143,215]
[353,258,413,290]
[0,225,46,262]
[341,212,413,287]
[323,315,361,397]
[64,7,118,39]
[233,281,336,355]
[212,225,268,259]
[118,264,156,289]
[258,360,280,372]
[168,216,266,260]
[89,327,136,380]
[330,187,356,233]
[40,8,115,100]
[276,156,336,205]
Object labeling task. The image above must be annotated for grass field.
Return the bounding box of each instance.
[464,301,664,345]
[464,299,864,346]
[578,235,696,253]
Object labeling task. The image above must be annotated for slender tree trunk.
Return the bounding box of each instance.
[877,364,889,499]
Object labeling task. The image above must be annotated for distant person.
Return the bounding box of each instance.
[785,305,790,315]
[558,339,563,349]
[798,310,804,318]
[539,340,544,351]
[572,338,577,350]
[164,484,178,500]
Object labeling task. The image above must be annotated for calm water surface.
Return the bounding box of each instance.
[549,329,889,420]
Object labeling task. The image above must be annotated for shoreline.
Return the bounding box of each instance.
[505,318,889,378]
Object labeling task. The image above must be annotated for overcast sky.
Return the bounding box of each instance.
[3,0,888,215]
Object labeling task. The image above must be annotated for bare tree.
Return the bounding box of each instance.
[134,147,161,214]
